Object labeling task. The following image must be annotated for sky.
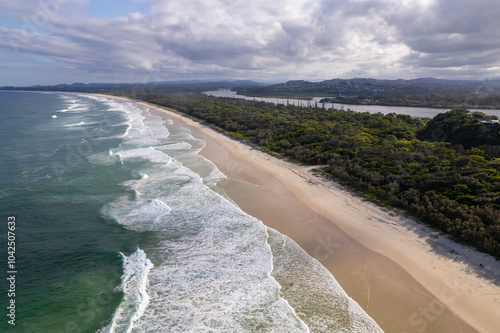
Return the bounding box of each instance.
[1,0,500,86]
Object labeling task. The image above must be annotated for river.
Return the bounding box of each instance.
[204,89,500,119]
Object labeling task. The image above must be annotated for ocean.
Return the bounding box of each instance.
[0,91,383,333]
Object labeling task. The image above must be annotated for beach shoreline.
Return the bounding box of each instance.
[100,94,500,332]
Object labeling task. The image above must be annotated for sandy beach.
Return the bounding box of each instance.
[104,95,500,332]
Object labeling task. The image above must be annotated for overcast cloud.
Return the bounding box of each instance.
[0,0,499,85]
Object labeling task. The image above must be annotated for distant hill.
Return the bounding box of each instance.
[238,77,500,97]
[4,77,500,109]
[232,78,500,109]
[0,80,266,93]
[5,77,500,96]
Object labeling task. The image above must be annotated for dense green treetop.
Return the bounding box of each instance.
[132,92,500,257]
[417,109,500,148]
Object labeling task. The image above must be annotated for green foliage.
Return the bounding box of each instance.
[320,94,500,109]
[140,93,500,257]
[417,109,500,148]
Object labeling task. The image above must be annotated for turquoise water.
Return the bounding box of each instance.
[0,92,383,332]
[0,92,141,332]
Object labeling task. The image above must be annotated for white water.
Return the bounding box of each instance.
[99,249,154,333]
[92,96,383,332]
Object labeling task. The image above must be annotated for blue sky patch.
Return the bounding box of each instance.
[87,0,150,18]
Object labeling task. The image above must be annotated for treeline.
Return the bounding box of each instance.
[320,93,500,109]
[139,93,500,257]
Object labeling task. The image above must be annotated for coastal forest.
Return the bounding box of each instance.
[136,93,500,258]
[238,78,500,109]
[318,93,500,109]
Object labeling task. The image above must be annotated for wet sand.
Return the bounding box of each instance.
[102,95,500,333]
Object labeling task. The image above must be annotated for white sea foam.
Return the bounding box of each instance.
[88,150,121,166]
[202,164,227,186]
[98,101,310,331]
[58,104,81,112]
[118,103,163,148]
[59,96,79,104]
[51,114,57,118]
[99,249,153,333]
[64,121,85,127]
[156,141,193,151]
[62,102,90,113]
[99,98,382,332]
[116,147,173,165]
[268,229,384,332]
[104,197,171,230]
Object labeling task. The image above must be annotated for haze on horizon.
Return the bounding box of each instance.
[1,0,499,87]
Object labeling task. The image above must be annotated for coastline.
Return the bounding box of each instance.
[101,94,500,332]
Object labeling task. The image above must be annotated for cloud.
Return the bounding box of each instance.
[386,0,500,74]
[0,0,499,85]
